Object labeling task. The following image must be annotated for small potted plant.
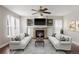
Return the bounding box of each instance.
[60,29,64,34]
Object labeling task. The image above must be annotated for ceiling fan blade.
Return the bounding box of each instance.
[32,13,37,15]
[43,8,48,11]
[43,12,51,14]
[32,6,51,15]
[32,9,37,11]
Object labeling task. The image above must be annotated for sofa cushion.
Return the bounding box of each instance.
[19,33,25,40]
[55,33,61,40]
[15,36,21,41]
[10,41,20,45]
[52,37,59,45]
[11,38,15,41]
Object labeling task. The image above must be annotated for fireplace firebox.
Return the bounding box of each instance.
[33,28,47,39]
[36,30,44,38]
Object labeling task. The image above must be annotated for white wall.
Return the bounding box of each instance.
[63,11,79,45]
[0,6,21,48]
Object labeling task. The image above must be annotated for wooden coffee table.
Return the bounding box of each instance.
[35,38,44,47]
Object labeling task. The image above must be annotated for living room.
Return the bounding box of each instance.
[0,5,79,54]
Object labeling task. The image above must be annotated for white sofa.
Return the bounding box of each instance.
[48,34,72,51]
[9,33,32,50]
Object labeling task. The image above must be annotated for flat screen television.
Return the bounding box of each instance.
[34,18,46,25]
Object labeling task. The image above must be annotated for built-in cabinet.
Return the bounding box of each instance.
[21,17,63,39]
[27,18,53,26]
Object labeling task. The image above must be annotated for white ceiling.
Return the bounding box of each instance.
[3,5,79,16]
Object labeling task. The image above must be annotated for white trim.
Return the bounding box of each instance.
[72,41,79,46]
[0,42,9,48]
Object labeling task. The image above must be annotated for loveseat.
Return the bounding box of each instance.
[9,33,32,50]
[48,34,72,51]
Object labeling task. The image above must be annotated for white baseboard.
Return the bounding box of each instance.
[72,41,79,46]
[0,42,9,48]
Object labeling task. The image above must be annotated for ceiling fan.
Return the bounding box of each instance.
[32,6,51,16]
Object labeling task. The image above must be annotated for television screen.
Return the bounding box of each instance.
[34,18,46,25]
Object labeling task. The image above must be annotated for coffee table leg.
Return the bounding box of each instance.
[43,42,44,47]
[35,42,37,47]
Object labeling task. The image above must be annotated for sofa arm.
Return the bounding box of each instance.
[60,41,72,44]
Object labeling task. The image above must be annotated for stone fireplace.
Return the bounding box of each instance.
[33,28,47,39]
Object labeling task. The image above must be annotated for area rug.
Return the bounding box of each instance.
[14,39,65,54]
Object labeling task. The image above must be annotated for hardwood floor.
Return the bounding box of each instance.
[0,44,10,54]
[0,43,79,54]
[71,43,79,54]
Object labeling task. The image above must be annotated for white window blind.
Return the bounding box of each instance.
[54,19,62,34]
[6,15,20,37]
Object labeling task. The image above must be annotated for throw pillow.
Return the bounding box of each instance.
[15,36,21,41]
[24,33,29,37]
[65,37,69,41]
[64,36,69,41]
[55,33,61,40]
[11,38,15,41]
[60,36,66,41]
[60,36,69,41]
[52,33,56,37]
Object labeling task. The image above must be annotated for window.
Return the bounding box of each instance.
[54,19,63,34]
[6,15,11,36]
[15,18,20,35]
[6,15,20,37]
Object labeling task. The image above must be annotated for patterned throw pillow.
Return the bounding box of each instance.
[60,36,66,41]
[60,36,69,41]
[15,36,21,41]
